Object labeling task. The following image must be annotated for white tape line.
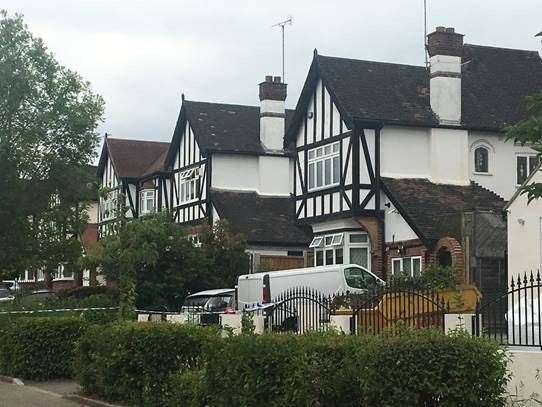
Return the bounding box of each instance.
[0,307,119,315]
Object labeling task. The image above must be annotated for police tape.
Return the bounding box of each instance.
[0,307,119,315]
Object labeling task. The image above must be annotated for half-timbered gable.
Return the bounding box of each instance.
[165,102,208,225]
[96,137,169,237]
[288,53,381,225]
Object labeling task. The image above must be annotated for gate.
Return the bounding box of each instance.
[245,287,334,334]
[350,286,448,335]
[472,272,542,348]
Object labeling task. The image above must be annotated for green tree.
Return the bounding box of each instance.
[0,11,104,280]
[87,214,249,316]
[506,91,542,202]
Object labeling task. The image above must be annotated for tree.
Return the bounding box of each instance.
[0,11,104,280]
[506,91,542,202]
[87,213,249,316]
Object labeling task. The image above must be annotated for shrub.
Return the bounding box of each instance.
[201,329,508,407]
[0,317,87,380]
[75,322,218,405]
[57,286,119,300]
[389,265,462,290]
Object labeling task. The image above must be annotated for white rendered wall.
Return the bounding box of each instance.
[380,126,430,179]
[260,99,285,151]
[469,131,537,200]
[507,169,542,279]
[381,191,418,243]
[258,155,291,196]
[86,202,98,224]
[212,154,259,192]
[312,218,361,234]
[430,127,469,185]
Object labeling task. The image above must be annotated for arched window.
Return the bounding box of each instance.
[474,146,489,173]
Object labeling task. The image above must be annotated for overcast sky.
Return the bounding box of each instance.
[4,0,542,154]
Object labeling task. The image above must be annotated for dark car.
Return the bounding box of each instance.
[181,289,235,325]
[0,286,14,303]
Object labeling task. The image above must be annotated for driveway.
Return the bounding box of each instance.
[0,381,82,406]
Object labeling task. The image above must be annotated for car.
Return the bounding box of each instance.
[181,289,236,325]
[0,285,14,303]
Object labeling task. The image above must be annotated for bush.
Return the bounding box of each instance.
[201,329,508,407]
[75,322,218,405]
[389,265,462,290]
[0,317,87,380]
[57,286,119,300]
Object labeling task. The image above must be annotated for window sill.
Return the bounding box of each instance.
[473,172,492,176]
[307,183,340,193]
[52,277,74,282]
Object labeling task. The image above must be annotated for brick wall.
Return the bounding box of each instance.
[386,239,430,276]
[356,216,384,278]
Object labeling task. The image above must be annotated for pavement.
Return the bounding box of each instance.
[0,380,81,406]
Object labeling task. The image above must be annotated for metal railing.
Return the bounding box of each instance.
[472,272,542,349]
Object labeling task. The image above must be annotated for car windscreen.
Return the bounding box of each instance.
[205,295,232,311]
[183,296,212,308]
[344,267,378,290]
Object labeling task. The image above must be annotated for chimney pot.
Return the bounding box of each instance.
[427,26,464,57]
[273,76,281,83]
[265,75,273,82]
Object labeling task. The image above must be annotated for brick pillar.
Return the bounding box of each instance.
[356,216,384,278]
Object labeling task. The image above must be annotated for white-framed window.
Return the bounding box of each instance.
[474,146,489,173]
[307,142,341,191]
[313,232,369,269]
[140,189,155,215]
[179,168,201,204]
[100,190,118,221]
[391,256,422,277]
[18,270,45,282]
[517,154,539,186]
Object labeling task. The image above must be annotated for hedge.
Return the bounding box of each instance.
[74,324,509,407]
[201,330,509,407]
[0,317,88,380]
[75,322,219,406]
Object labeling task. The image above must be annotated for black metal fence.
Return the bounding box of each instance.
[244,284,448,335]
[472,272,542,348]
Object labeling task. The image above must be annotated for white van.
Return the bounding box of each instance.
[237,264,385,308]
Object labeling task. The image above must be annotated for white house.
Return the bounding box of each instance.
[506,164,542,279]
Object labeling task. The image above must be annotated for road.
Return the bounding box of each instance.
[0,381,82,407]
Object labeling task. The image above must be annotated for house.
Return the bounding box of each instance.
[286,26,541,293]
[97,77,311,271]
[505,163,542,280]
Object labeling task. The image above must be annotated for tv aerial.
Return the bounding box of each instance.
[272,17,293,82]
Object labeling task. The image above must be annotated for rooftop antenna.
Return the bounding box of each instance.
[424,0,429,68]
[272,16,293,82]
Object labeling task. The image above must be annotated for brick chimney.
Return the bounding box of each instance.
[259,75,287,150]
[427,27,464,125]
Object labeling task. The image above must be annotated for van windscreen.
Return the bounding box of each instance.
[344,267,376,290]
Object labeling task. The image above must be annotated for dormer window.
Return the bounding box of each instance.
[140,189,155,214]
[474,146,489,173]
[180,168,201,203]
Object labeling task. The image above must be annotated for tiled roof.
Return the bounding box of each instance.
[288,45,542,139]
[382,178,506,244]
[97,138,170,179]
[172,100,294,157]
[210,189,311,246]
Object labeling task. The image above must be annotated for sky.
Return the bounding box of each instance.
[4,0,542,155]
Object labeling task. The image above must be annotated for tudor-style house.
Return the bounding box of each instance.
[286,26,541,296]
[96,26,541,296]
[97,77,311,272]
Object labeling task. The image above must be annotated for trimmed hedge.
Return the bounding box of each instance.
[201,330,508,407]
[75,322,219,406]
[75,324,509,407]
[0,317,88,380]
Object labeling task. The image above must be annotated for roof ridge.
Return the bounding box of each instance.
[184,99,259,110]
[317,54,426,70]
[464,43,540,54]
[107,137,170,146]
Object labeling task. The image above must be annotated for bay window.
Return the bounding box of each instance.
[307,142,341,191]
[310,232,370,269]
